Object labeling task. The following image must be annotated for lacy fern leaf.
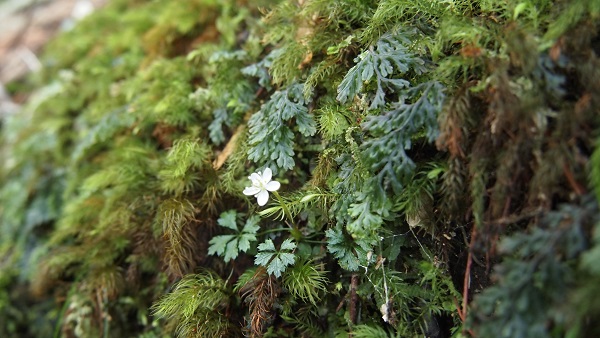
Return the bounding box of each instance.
[362,81,445,193]
[337,31,426,109]
[325,225,373,271]
[247,83,316,171]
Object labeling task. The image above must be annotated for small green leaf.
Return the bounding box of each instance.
[257,239,276,252]
[255,238,297,278]
[267,253,296,278]
[242,215,261,234]
[280,238,297,251]
[325,226,360,271]
[255,251,275,266]
[209,213,260,262]
[217,210,238,231]
[224,238,239,262]
[238,233,256,253]
[208,235,235,257]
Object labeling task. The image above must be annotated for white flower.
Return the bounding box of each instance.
[243,168,281,206]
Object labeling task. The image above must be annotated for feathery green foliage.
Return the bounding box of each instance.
[247,83,316,172]
[152,271,232,337]
[1,0,600,336]
[282,260,328,305]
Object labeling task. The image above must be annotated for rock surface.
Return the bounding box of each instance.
[0,0,105,116]
[0,0,106,83]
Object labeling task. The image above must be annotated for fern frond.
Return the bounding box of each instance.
[337,30,426,109]
[247,82,316,172]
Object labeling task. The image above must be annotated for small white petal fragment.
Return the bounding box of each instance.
[256,190,269,206]
[262,167,272,182]
[243,167,281,206]
[243,186,261,196]
[265,181,280,191]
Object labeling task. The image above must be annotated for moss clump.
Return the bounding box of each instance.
[1,0,600,337]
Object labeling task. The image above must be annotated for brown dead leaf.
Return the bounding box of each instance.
[213,125,244,170]
[549,38,563,62]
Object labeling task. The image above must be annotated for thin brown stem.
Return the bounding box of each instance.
[350,274,358,325]
[462,226,476,334]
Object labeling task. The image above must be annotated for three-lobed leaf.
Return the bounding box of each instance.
[255,238,297,278]
[208,210,259,262]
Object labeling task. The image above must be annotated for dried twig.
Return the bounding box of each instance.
[349,273,358,325]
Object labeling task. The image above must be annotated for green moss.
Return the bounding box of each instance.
[1,0,600,337]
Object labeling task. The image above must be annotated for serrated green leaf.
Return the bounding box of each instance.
[238,233,256,253]
[208,235,236,256]
[325,227,360,271]
[242,215,261,234]
[255,238,297,278]
[347,200,383,237]
[255,251,275,266]
[257,239,276,252]
[224,238,240,262]
[280,238,297,251]
[210,212,259,262]
[267,253,296,278]
[217,210,238,231]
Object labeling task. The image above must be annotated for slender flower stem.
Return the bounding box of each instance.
[257,228,292,236]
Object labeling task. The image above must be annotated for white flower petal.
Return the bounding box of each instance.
[256,190,269,206]
[262,167,272,183]
[243,186,261,196]
[249,173,262,185]
[265,181,280,192]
